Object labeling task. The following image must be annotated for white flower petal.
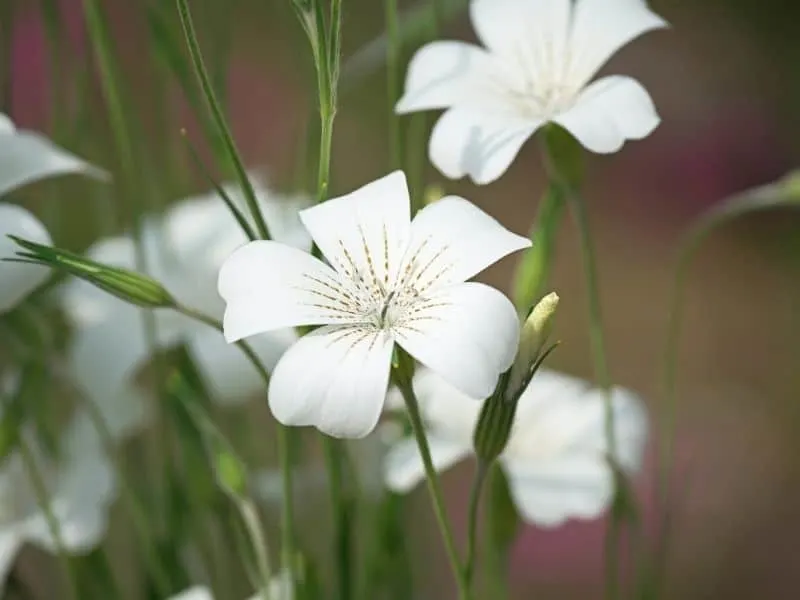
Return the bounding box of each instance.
[24,415,116,552]
[168,587,214,600]
[569,0,668,86]
[69,306,184,438]
[470,0,571,73]
[0,130,108,197]
[501,455,613,526]
[394,282,520,399]
[553,75,660,154]
[268,326,394,439]
[0,531,23,589]
[383,436,471,494]
[188,327,296,405]
[396,41,498,113]
[299,171,411,287]
[219,241,351,342]
[403,195,531,289]
[429,108,540,184]
[506,370,648,474]
[0,204,52,313]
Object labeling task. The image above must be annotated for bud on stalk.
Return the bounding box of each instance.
[7,236,175,309]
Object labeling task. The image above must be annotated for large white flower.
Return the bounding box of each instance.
[396,0,667,184]
[0,411,116,588]
[384,367,648,527]
[219,171,530,439]
[61,177,310,438]
[0,113,108,313]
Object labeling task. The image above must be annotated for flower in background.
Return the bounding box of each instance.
[384,367,648,526]
[396,0,667,184]
[168,571,292,600]
[61,177,310,438]
[0,411,116,588]
[219,171,529,439]
[0,113,108,313]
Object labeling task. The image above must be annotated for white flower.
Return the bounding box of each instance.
[0,411,116,588]
[0,113,108,198]
[383,368,648,527]
[168,571,292,600]
[61,177,310,438]
[0,204,52,314]
[396,0,668,184]
[0,113,108,313]
[219,171,530,439]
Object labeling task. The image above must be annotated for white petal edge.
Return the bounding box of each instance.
[429,108,541,185]
[299,171,411,287]
[168,587,214,600]
[403,195,531,289]
[569,0,669,86]
[553,76,660,154]
[394,282,520,399]
[0,130,108,197]
[268,326,394,439]
[218,240,350,342]
[396,41,497,114]
[501,455,613,527]
[383,436,471,494]
[0,203,52,313]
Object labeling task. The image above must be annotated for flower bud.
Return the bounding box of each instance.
[507,292,559,397]
[472,377,516,464]
[7,236,175,308]
[423,183,446,206]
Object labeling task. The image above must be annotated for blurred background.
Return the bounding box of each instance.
[3,0,800,598]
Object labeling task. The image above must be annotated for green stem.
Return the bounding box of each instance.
[175,0,271,240]
[394,350,470,600]
[542,138,620,600]
[463,461,488,590]
[237,498,274,600]
[386,0,402,171]
[174,304,297,589]
[17,435,80,600]
[323,437,354,600]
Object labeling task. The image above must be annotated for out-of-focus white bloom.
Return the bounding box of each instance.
[219,171,529,439]
[396,0,667,184]
[0,113,108,313]
[61,177,311,438]
[384,367,648,527]
[0,113,107,198]
[0,411,116,587]
[168,571,292,600]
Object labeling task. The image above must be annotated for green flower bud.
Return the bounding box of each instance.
[472,375,516,464]
[507,292,559,397]
[423,183,446,206]
[7,236,175,309]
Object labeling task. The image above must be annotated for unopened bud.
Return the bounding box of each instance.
[423,183,446,206]
[472,378,516,464]
[508,292,559,397]
[7,236,175,308]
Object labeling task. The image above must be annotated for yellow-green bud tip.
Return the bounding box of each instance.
[508,292,560,399]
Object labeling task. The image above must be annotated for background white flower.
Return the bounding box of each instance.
[396,0,668,184]
[0,113,108,314]
[61,177,310,438]
[219,171,530,439]
[0,411,116,589]
[168,571,292,600]
[384,367,648,527]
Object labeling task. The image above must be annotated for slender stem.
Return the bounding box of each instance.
[542,139,620,600]
[237,499,274,600]
[463,461,488,589]
[17,435,80,600]
[175,0,271,240]
[393,351,470,600]
[174,304,297,587]
[386,0,402,171]
[323,437,354,600]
